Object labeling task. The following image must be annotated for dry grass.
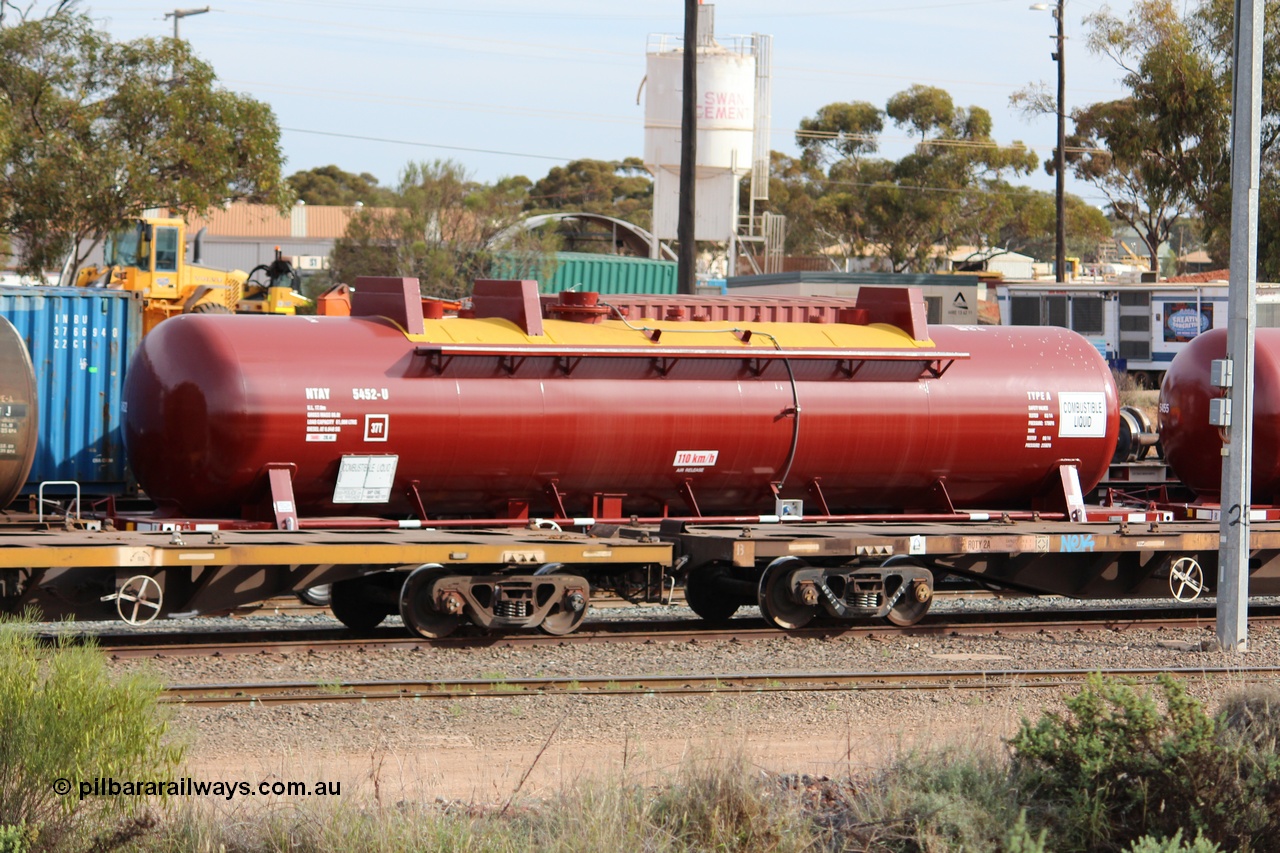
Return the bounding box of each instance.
[131,750,820,853]
[21,680,1280,851]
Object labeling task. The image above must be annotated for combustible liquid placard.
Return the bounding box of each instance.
[1057,392,1108,438]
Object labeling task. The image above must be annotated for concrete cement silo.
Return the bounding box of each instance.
[643,5,775,276]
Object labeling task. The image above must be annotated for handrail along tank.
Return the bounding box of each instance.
[123,279,1121,520]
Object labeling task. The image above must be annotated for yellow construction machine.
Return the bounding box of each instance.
[75,216,308,334]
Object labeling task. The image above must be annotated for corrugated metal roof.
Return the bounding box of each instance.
[303,207,361,239]
[184,203,374,239]
[198,240,338,272]
[186,205,289,237]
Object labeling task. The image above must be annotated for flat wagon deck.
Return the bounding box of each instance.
[2,515,1275,635]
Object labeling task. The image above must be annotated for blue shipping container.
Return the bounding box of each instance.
[0,287,144,495]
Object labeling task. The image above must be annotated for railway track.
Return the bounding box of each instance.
[164,665,1280,707]
[84,603,1271,660]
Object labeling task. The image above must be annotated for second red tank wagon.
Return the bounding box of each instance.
[123,280,1120,525]
[1160,327,1280,504]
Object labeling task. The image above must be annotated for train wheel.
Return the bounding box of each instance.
[684,562,740,622]
[883,558,933,627]
[297,584,332,607]
[329,578,387,631]
[757,557,818,631]
[539,579,590,636]
[399,564,464,639]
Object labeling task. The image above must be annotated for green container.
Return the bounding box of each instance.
[493,252,677,295]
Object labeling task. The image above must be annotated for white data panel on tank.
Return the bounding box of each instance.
[333,455,398,504]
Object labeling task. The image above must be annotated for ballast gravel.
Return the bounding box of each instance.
[97,599,1280,803]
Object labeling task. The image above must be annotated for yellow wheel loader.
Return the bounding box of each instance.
[75,217,309,334]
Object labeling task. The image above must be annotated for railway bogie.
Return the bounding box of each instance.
[678,550,937,628]
[394,564,590,638]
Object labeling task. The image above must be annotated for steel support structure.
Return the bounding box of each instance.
[1218,0,1265,651]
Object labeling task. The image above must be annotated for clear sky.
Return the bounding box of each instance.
[82,0,1134,207]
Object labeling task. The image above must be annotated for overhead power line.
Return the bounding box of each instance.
[281,127,573,163]
[792,128,1108,154]
[281,125,1112,203]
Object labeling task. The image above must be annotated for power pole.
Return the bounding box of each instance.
[164,6,209,41]
[677,0,698,295]
[1052,0,1066,282]
[1032,0,1068,282]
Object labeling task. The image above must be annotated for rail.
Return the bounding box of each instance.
[163,665,1280,707]
[89,604,1268,659]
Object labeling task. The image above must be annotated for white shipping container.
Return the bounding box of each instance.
[995,281,1280,384]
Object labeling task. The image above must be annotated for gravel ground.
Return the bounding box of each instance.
[89,598,1280,804]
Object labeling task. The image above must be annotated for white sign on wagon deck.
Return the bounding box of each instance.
[333,455,398,503]
[1057,392,1108,438]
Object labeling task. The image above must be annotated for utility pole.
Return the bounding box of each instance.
[1052,0,1066,283]
[1031,0,1067,282]
[677,0,698,295]
[164,6,209,41]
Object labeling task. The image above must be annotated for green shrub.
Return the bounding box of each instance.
[0,616,182,850]
[0,822,35,853]
[1009,674,1280,852]
[1004,811,1049,853]
[1126,830,1222,852]
[827,746,1023,852]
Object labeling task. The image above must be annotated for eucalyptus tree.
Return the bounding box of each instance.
[1018,0,1280,272]
[798,86,1038,272]
[287,166,396,207]
[1056,0,1227,271]
[330,159,554,300]
[0,8,289,278]
[525,157,653,229]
